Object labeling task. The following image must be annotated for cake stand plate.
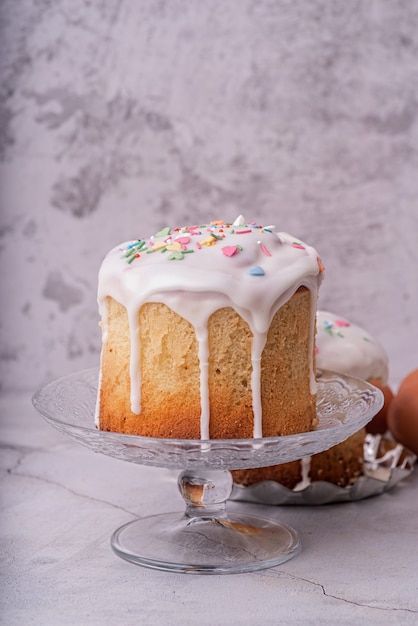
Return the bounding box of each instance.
[32,368,383,574]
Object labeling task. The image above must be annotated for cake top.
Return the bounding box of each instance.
[98,215,324,336]
[316,310,389,385]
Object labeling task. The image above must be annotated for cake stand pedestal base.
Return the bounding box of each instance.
[111,469,300,574]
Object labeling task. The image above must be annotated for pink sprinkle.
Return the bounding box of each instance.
[222,245,239,257]
[236,229,252,234]
[196,242,202,249]
[335,319,350,328]
[292,243,305,250]
[258,241,271,256]
[176,236,190,244]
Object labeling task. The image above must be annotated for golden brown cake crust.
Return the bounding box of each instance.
[233,428,366,489]
[98,288,316,439]
[232,461,303,489]
[309,427,365,487]
[261,287,316,437]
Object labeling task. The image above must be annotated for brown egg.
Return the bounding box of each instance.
[366,381,394,434]
[387,369,418,455]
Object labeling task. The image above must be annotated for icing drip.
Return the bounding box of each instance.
[196,324,210,440]
[97,218,324,438]
[293,456,312,491]
[250,334,266,439]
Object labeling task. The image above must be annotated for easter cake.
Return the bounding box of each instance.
[96,216,324,440]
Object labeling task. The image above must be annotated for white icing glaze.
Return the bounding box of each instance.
[97,218,324,438]
[316,310,389,385]
[293,456,312,491]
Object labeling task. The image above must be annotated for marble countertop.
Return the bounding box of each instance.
[2,392,418,626]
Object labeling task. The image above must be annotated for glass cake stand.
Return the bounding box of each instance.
[32,368,383,574]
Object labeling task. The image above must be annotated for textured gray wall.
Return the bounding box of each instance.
[1,0,417,393]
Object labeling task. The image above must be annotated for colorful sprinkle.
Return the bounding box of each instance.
[168,251,185,260]
[248,265,265,276]
[335,319,350,328]
[200,235,217,247]
[151,241,168,251]
[166,242,182,252]
[323,321,333,335]
[155,227,171,238]
[258,241,271,257]
[222,245,239,257]
[123,240,146,259]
